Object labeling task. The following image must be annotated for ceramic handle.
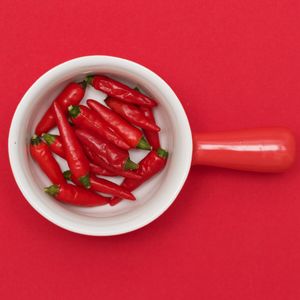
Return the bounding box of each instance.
[192,128,296,172]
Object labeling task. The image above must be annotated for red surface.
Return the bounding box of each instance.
[192,128,296,172]
[1,0,299,299]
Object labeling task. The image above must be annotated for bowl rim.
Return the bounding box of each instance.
[8,55,193,236]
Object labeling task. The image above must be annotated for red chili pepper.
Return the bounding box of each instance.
[140,107,161,149]
[83,144,142,179]
[42,133,65,157]
[75,128,138,171]
[30,135,65,184]
[89,163,116,177]
[42,133,124,177]
[105,98,160,132]
[68,105,130,150]
[134,87,160,149]
[87,99,151,150]
[44,183,108,207]
[53,102,91,188]
[63,170,135,200]
[35,82,85,135]
[133,86,161,148]
[110,148,168,206]
[86,75,157,107]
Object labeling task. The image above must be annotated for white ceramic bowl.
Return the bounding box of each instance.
[8,56,192,236]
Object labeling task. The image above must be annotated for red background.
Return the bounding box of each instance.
[1,1,299,299]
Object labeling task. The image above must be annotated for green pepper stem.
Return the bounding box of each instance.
[44,184,60,197]
[63,170,72,181]
[136,137,151,150]
[156,148,168,159]
[31,135,41,145]
[79,174,91,189]
[68,105,81,118]
[78,80,87,89]
[124,158,139,170]
[85,75,94,85]
[42,133,57,145]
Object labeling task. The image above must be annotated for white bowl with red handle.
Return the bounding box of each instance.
[8,56,296,236]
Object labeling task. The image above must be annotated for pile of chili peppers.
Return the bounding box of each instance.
[31,75,168,207]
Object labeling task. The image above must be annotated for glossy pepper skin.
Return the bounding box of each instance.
[140,107,161,149]
[42,133,115,177]
[53,102,91,188]
[82,144,142,179]
[133,86,161,149]
[110,148,168,206]
[89,163,116,177]
[35,82,85,135]
[105,98,160,132]
[86,75,157,107]
[30,135,65,184]
[44,183,108,207]
[68,105,130,150]
[42,133,65,157]
[75,128,138,172]
[87,99,150,150]
[63,170,135,200]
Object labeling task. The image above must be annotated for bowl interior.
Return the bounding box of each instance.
[9,56,192,235]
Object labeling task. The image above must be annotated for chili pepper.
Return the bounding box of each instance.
[42,133,65,157]
[83,144,142,179]
[42,133,120,177]
[68,105,130,150]
[35,82,85,135]
[110,148,168,206]
[63,170,135,200]
[53,102,91,188]
[86,99,151,150]
[133,87,161,149]
[86,75,157,107]
[75,128,138,171]
[89,163,116,177]
[44,183,108,207]
[30,135,65,184]
[140,107,161,149]
[105,98,160,132]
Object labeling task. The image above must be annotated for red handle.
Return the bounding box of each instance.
[192,128,296,172]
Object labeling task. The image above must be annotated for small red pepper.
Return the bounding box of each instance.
[30,135,65,184]
[42,133,65,157]
[105,98,160,132]
[140,107,161,149]
[75,128,138,171]
[53,102,91,188]
[42,133,123,177]
[134,87,161,149]
[89,163,116,177]
[35,82,85,135]
[83,144,142,179]
[63,170,135,200]
[44,183,108,206]
[86,75,157,107]
[87,99,151,150]
[68,105,130,150]
[110,148,168,206]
